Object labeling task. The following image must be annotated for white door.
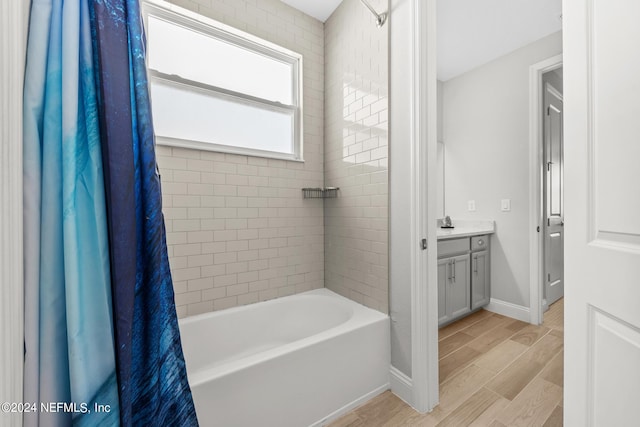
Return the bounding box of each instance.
[564,0,640,425]
[544,82,564,307]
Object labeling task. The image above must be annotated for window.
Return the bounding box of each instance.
[142,0,303,161]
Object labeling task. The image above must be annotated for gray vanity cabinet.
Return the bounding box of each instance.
[448,254,472,319]
[471,250,490,310]
[438,234,491,326]
[437,259,449,325]
[437,255,471,325]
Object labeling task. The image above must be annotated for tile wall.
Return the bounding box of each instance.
[323,0,389,313]
[158,0,325,317]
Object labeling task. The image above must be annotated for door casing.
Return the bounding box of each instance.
[0,0,28,425]
[528,55,563,325]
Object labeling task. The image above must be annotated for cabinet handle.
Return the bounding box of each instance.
[473,255,477,274]
[452,259,456,282]
[477,239,484,246]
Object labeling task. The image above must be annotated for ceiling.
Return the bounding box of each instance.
[438,0,562,81]
[279,0,562,81]
[280,0,342,22]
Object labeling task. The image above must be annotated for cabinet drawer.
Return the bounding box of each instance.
[471,235,489,251]
[437,238,470,258]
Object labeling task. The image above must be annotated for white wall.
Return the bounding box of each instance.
[442,31,562,308]
[158,0,325,317]
[324,0,389,313]
[389,0,413,377]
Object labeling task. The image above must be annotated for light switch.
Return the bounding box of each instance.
[468,200,476,212]
[501,199,511,212]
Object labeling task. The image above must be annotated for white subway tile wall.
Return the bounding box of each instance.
[159,0,325,317]
[324,0,389,313]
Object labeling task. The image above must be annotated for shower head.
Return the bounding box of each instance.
[359,0,387,28]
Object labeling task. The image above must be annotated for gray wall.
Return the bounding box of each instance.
[442,31,563,308]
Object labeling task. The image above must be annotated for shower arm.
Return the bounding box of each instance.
[359,0,387,28]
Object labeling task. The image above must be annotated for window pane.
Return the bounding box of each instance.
[148,16,293,105]
[150,80,294,154]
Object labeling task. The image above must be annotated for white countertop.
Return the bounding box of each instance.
[436,219,495,240]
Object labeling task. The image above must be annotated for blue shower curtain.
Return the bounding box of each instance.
[23,0,197,425]
[91,0,197,424]
[23,0,120,425]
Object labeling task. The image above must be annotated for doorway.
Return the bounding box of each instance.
[529,55,564,325]
[433,0,564,414]
[542,68,564,311]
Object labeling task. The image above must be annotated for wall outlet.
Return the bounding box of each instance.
[468,200,476,212]
[501,199,511,212]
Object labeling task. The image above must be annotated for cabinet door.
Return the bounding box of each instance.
[437,258,450,325]
[449,254,471,319]
[471,250,490,310]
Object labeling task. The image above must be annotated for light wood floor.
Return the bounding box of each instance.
[329,299,564,427]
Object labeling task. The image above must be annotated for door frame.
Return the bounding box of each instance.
[1,0,27,425]
[410,0,439,413]
[528,54,563,325]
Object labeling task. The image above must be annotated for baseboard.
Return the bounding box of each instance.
[389,366,413,407]
[313,383,389,427]
[485,298,531,323]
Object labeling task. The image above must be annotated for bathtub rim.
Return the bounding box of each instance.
[178,288,385,326]
[179,288,389,385]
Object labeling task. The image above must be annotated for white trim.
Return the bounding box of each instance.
[150,70,299,113]
[311,383,389,427]
[142,0,304,161]
[546,82,564,102]
[485,298,531,323]
[143,0,303,59]
[410,0,439,414]
[1,0,26,426]
[528,54,563,325]
[389,366,413,407]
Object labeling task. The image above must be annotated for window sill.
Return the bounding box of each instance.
[156,136,305,163]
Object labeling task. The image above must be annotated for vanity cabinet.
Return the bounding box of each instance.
[438,234,491,326]
[471,250,490,310]
[438,255,471,325]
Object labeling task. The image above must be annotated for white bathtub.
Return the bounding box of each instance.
[179,288,390,427]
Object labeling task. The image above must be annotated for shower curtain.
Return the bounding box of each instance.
[23,0,197,425]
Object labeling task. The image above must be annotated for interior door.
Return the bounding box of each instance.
[544,82,564,307]
[564,0,640,425]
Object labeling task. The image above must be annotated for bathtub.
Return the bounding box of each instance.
[178,288,390,427]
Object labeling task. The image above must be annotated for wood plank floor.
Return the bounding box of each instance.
[328,299,564,427]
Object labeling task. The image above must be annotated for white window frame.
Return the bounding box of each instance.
[142,0,304,161]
